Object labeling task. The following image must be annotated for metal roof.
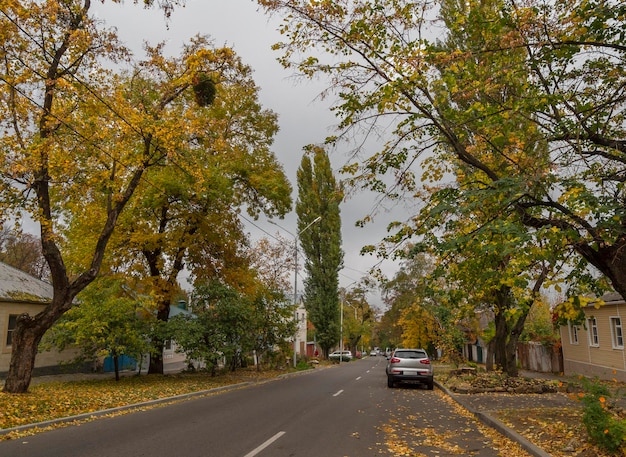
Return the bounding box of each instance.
[0,261,53,303]
[598,292,625,306]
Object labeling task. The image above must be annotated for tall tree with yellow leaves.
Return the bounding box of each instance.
[61,37,292,374]
[0,0,216,393]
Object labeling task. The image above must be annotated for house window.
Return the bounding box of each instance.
[610,317,624,349]
[568,322,579,345]
[6,314,18,346]
[587,317,599,347]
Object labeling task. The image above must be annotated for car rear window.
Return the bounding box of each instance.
[395,350,427,359]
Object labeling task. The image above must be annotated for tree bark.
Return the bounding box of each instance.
[491,285,521,376]
[148,347,164,375]
[492,307,509,372]
[2,315,43,393]
[486,339,495,371]
[148,301,170,375]
[504,331,520,377]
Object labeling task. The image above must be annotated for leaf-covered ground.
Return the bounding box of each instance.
[440,368,624,457]
[2,363,623,456]
[381,388,535,457]
[496,406,600,457]
[0,369,284,440]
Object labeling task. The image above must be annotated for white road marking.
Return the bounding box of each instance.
[356,376,362,380]
[333,389,344,397]
[243,431,286,457]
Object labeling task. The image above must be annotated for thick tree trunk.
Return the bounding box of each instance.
[588,241,626,301]
[148,301,170,375]
[492,307,508,372]
[504,306,532,378]
[504,334,520,377]
[486,339,495,371]
[148,350,164,375]
[3,316,45,393]
[349,335,362,356]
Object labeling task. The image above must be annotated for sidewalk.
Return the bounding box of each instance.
[437,368,626,457]
[435,373,568,457]
[26,360,189,386]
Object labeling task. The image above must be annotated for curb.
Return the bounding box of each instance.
[0,382,251,437]
[0,366,325,437]
[435,381,553,457]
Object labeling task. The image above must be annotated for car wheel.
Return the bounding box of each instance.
[387,377,394,388]
[426,381,434,390]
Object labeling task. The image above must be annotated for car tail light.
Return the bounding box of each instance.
[390,357,401,363]
[420,359,431,365]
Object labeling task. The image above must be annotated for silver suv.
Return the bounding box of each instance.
[329,350,353,362]
[386,348,434,389]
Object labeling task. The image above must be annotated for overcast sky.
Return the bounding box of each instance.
[93,0,405,307]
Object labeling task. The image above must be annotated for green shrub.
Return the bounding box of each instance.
[577,377,626,455]
[296,358,311,371]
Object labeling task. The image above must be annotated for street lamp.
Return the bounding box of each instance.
[269,216,321,367]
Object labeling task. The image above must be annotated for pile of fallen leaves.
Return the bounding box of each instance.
[443,368,560,394]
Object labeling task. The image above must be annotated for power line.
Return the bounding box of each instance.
[239,213,393,285]
[0,6,210,195]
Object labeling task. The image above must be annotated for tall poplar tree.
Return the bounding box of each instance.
[296,146,343,357]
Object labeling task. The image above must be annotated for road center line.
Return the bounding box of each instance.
[243,431,286,457]
[333,389,344,397]
[356,376,362,380]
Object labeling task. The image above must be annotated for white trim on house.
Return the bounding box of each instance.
[610,316,624,349]
[568,321,579,345]
[587,317,599,347]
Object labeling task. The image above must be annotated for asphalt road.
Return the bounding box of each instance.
[0,357,511,457]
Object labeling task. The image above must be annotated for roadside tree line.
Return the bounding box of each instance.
[0,0,293,393]
[258,0,626,376]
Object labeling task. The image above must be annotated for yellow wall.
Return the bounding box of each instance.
[1,302,78,373]
[560,303,626,382]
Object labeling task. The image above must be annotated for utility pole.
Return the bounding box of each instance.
[269,216,321,367]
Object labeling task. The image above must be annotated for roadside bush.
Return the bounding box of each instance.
[577,377,626,455]
[296,359,311,371]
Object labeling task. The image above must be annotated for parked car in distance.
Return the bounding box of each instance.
[329,350,353,362]
[369,350,377,356]
[386,348,434,390]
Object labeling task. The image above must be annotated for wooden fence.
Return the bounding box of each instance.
[517,342,563,374]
